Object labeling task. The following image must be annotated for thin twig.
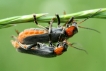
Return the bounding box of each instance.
[1,8,106,29]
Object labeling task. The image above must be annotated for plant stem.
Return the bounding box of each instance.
[0,8,106,29]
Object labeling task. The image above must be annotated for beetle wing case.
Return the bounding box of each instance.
[17,47,56,58]
[18,28,48,43]
[11,40,57,58]
[19,27,64,44]
[23,33,61,44]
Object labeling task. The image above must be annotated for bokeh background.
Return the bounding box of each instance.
[0,0,106,71]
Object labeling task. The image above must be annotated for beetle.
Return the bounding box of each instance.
[11,38,69,58]
[16,8,101,44]
[11,17,88,58]
[13,19,87,54]
[16,14,78,44]
[15,9,101,44]
[11,22,87,57]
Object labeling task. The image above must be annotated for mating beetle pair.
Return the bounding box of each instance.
[17,12,100,45]
[11,14,82,57]
[11,9,101,57]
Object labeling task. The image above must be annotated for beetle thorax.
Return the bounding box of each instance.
[65,26,75,37]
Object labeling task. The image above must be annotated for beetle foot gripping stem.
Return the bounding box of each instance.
[55,14,60,27]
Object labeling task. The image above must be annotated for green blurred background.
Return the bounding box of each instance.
[0,0,106,71]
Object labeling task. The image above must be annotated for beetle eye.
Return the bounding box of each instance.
[73,27,78,34]
[71,22,78,34]
[62,43,68,51]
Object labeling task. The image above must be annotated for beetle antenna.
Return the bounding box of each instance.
[66,41,88,54]
[77,9,102,33]
[78,8,102,24]
[78,26,100,33]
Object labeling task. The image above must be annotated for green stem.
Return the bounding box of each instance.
[0,8,106,29]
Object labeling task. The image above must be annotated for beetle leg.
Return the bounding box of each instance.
[26,43,38,50]
[11,35,36,50]
[18,42,28,49]
[63,17,74,27]
[15,29,20,35]
[11,40,20,49]
[55,14,60,27]
[48,21,52,47]
[33,14,47,30]
[48,20,55,47]
[11,36,27,49]
[58,27,66,42]
[18,42,39,50]
[66,40,88,54]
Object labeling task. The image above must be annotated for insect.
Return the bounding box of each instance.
[11,26,70,57]
[16,9,101,45]
[11,37,69,58]
[16,14,78,44]
[11,20,88,57]
[13,19,87,55]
